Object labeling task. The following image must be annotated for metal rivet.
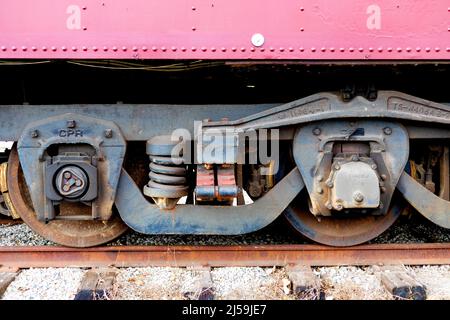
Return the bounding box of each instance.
[172,47,177,51]
[161,47,167,51]
[122,46,127,51]
[416,47,421,52]
[383,127,392,135]
[321,47,326,52]
[104,129,113,138]
[397,47,402,52]
[192,27,196,31]
[251,33,265,47]
[11,46,17,51]
[435,47,440,52]
[82,46,87,51]
[132,46,138,52]
[369,47,373,52]
[112,46,118,51]
[142,46,147,51]
[83,27,87,31]
[279,47,284,52]
[358,47,364,52]
[152,46,157,51]
[326,181,333,188]
[425,47,431,52]
[92,46,98,51]
[1,46,6,51]
[329,47,335,52]
[311,47,316,52]
[232,47,237,52]
[221,47,226,52]
[378,47,383,52]
[387,47,392,52]
[326,202,333,210]
[67,120,76,128]
[406,47,411,52]
[31,130,39,138]
[335,204,343,211]
[211,47,216,52]
[51,46,57,51]
[181,47,186,52]
[42,46,47,51]
[202,47,207,52]
[21,46,27,51]
[312,127,321,135]
[103,46,108,51]
[32,46,37,51]
[62,46,67,51]
[269,47,274,52]
[300,28,304,32]
[192,6,196,10]
[340,48,345,52]
[300,7,304,11]
[349,47,354,52]
[192,47,197,51]
[299,47,304,52]
[82,6,87,10]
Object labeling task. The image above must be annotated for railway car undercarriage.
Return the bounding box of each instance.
[1,90,449,247]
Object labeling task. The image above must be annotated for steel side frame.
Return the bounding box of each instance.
[115,168,304,235]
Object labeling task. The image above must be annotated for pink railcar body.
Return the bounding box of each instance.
[0,0,449,60]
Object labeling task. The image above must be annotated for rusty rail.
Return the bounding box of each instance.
[0,219,22,225]
[0,243,449,268]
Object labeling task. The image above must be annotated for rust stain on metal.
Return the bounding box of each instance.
[0,244,448,268]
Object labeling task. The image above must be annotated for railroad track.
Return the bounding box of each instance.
[0,243,449,300]
[0,243,449,268]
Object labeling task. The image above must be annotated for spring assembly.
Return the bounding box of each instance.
[143,135,188,209]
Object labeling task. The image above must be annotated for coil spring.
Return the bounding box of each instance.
[143,136,189,200]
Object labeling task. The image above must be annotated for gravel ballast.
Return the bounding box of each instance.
[2,268,85,300]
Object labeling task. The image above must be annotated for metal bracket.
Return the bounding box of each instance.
[17,113,126,221]
[115,167,304,235]
[397,172,450,229]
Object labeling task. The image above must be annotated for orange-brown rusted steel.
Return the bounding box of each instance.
[0,243,449,268]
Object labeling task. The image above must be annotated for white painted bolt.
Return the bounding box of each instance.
[251,33,265,47]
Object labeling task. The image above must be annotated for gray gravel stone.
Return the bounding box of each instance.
[1,268,85,300]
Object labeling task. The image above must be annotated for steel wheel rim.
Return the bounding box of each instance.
[7,147,128,247]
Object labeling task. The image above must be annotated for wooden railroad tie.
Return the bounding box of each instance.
[0,267,19,298]
[182,266,214,301]
[285,265,323,300]
[74,268,118,300]
[377,265,427,300]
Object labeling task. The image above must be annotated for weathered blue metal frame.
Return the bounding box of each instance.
[115,167,304,234]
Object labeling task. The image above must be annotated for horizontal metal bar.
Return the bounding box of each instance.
[0,244,448,268]
[0,104,275,141]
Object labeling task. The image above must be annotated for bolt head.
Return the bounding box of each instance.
[316,187,323,194]
[67,120,76,128]
[312,128,321,136]
[317,175,323,182]
[326,202,333,210]
[104,129,113,138]
[371,164,378,170]
[380,174,387,181]
[334,164,341,170]
[31,130,39,138]
[326,181,334,188]
[351,155,359,162]
[353,192,364,202]
[383,127,392,135]
[335,204,344,211]
[63,171,72,179]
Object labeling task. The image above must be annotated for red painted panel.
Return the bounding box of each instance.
[0,0,449,60]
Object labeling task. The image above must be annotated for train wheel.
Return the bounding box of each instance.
[283,191,403,246]
[7,147,128,247]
